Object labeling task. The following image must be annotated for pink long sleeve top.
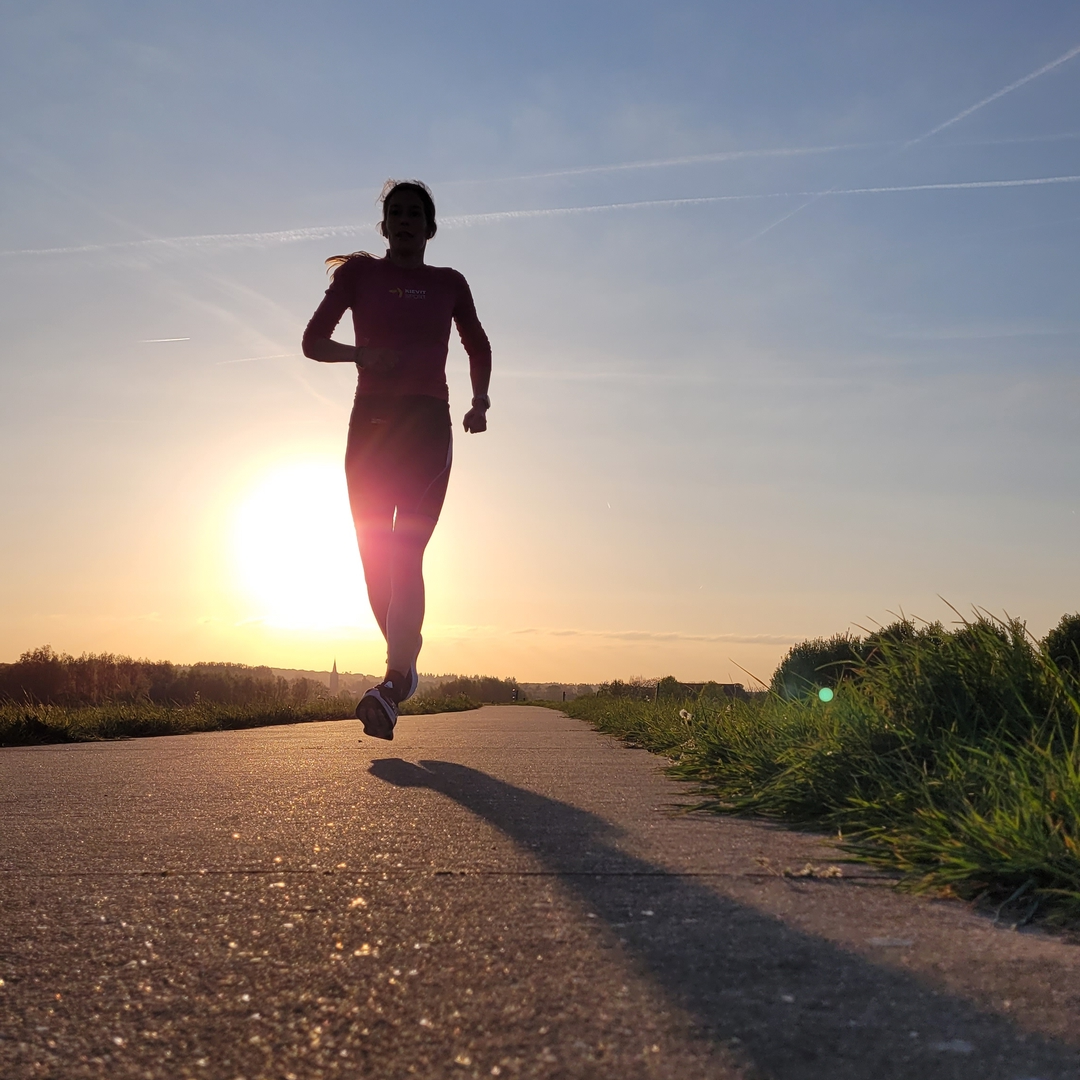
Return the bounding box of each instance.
[302,254,491,402]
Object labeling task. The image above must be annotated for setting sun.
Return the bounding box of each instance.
[231,459,371,631]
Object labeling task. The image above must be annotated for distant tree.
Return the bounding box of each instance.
[770,633,863,699]
[655,676,689,700]
[289,676,330,706]
[1043,613,1080,678]
[0,649,313,708]
[6,646,67,703]
[434,675,519,703]
[596,678,655,700]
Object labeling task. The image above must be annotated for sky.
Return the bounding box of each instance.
[1,1,1079,684]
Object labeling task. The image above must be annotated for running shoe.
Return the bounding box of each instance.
[356,683,398,741]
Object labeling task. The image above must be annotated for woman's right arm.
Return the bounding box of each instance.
[302,272,397,370]
[303,336,360,364]
[302,286,357,363]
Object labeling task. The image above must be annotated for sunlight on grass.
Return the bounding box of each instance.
[568,613,1080,924]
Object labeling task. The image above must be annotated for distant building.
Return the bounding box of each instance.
[329,660,339,695]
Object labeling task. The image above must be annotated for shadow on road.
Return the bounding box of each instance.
[370,757,1077,1080]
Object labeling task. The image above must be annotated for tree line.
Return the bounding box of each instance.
[0,647,336,708]
[430,674,521,703]
[595,677,751,701]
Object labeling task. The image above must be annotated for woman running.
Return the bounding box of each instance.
[302,180,491,740]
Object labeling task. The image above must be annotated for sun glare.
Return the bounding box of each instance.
[232,459,371,630]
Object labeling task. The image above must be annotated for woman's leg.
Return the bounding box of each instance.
[355,516,395,639]
[347,394,449,704]
[345,399,398,641]
[384,511,437,676]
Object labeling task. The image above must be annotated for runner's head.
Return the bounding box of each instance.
[325,180,437,272]
[378,180,437,242]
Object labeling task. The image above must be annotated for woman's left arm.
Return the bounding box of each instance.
[454,277,492,434]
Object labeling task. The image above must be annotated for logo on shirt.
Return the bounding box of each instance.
[389,287,426,300]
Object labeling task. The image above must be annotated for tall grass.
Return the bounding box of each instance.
[567,615,1080,923]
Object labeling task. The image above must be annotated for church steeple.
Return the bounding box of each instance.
[329,659,339,695]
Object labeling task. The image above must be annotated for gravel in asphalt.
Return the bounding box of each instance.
[1,705,1078,1079]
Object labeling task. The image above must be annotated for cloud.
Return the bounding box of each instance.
[426,622,799,646]
[510,627,799,645]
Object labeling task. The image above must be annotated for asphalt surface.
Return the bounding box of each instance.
[1,705,1078,1080]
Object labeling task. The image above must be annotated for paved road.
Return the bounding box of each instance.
[1,706,1078,1080]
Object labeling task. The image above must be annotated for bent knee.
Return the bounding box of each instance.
[393,511,438,546]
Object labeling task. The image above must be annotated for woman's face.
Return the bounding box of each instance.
[382,190,430,255]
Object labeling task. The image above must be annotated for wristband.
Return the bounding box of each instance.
[472,394,490,410]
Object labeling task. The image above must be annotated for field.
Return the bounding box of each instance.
[0,692,478,746]
[566,613,1080,925]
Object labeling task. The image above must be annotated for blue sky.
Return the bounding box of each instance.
[1,1,1078,681]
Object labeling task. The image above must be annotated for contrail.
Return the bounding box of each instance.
[139,337,190,342]
[808,174,1080,195]
[218,352,298,364]
[4,174,1078,258]
[441,192,787,226]
[451,174,1080,248]
[445,174,1080,225]
[0,223,375,258]
[447,131,1080,187]
[0,198,780,257]
[750,44,1080,241]
[452,142,884,183]
[907,41,1080,146]
[736,193,830,246]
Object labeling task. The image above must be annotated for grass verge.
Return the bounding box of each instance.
[0,693,480,746]
[399,692,479,716]
[565,616,1080,925]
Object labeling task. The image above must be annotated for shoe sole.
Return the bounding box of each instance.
[356,694,396,741]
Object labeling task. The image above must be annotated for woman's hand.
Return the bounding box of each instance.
[357,346,399,373]
[463,405,488,433]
